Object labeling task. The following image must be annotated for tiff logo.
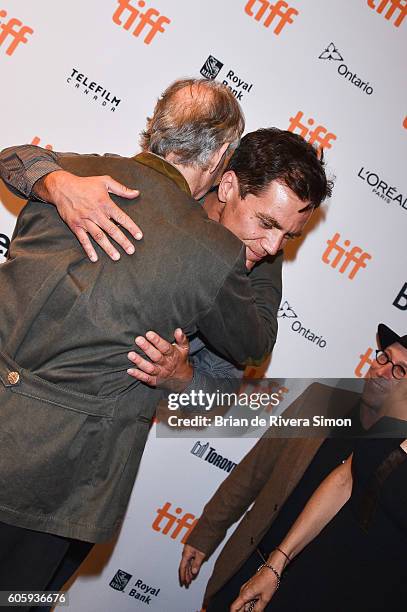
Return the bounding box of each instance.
[31,137,53,150]
[0,10,33,56]
[112,0,171,44]
[355,347,375,377]
[322,232,372,280]
[288,111,336,151]
[244,0,298,35]
[367,0,407,27]
[152,502,197,544]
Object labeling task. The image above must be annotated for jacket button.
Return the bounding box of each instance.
[7,371,20,385]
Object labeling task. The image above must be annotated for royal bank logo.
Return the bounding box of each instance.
[0,233,10,260]
[278,301,327,348]
[109,569,132,591]
[200,55,224,80]
[318,43,374,95]
[357,167,406,211]
[191,441,237,473]
[199,55,254,102]
[66,68,122,112]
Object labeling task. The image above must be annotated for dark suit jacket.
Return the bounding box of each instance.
[186,383,360,603]
[0,153,280,542]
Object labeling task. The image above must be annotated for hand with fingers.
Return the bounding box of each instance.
[127,328,193,391]
[179,544,206,588]
[36,170,142,262]
[230,567,279,612]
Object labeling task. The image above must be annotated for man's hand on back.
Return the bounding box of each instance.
[127,328,193,391]
[35,170,142,262]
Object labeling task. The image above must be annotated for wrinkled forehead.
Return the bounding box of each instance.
[387,342,407,365]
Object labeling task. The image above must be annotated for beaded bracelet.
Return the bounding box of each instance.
[257,563,281,589]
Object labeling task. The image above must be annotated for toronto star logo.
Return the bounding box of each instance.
[190,441,237,473]
[278,301,327,348]
[110,569,132,591]
[200,54,254,102]
[318,42,373,95]
[200,55,224,80]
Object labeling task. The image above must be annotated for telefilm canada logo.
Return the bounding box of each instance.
[190,441,237,473]
[318,42,374,96]
[200,54,254,102]
[109,569,161,604]
[278,301,327,348]
[66,68,122,111]
[357,166,407,211]
[0,233,10,259]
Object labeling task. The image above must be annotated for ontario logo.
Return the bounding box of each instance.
[66,68,122,111]
[278,301,327,348]
[357,166,407,211]
[319,42,374,95]
[200,55,254,102]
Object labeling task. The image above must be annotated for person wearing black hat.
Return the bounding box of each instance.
[229,324,407,612]
[177,323,407,612]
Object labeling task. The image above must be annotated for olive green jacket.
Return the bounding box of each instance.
[0,152,281,542]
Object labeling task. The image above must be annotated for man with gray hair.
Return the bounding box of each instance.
[0,78,285,598]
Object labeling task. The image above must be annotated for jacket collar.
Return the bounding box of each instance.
[133,152,191,196]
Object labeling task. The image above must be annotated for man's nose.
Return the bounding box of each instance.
[374,362,393,380]
[264,232,285,256]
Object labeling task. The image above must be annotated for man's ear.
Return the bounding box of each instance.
[208,142,230,175]
[218,170,238,204]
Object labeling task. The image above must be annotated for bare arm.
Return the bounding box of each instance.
[0,144,142,261]
[231,455,353,612]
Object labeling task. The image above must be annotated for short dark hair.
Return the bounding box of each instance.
[226,128,333,210]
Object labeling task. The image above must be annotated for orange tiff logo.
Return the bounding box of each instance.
[288,111,337,151]
[152,502,197,544]
[112,0,170,44]
[355,347,375,377]
[322,232,372,280]
[245,0,298,34]
[0,10,33,56]
[31,137,53,150]
[367,0,407,27]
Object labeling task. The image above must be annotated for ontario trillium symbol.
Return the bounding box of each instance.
[278,301,297,319]
[319,43,343,61]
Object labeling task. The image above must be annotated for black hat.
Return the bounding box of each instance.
[378,323,407,351]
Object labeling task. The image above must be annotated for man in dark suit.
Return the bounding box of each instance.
[0,78,331,602]
[179,323,407,611]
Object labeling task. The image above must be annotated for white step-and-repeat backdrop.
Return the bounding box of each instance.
[1,1,406,610]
